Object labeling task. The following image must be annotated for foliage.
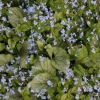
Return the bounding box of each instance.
[0,0,100,100]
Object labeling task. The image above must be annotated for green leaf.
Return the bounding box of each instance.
[81,53,100,68]
[16,43,22,51]
[54,12,64,21]
[97,29,100,38]
[0,37,3,41]
[0,54,14,66]
[51,47,69,72]
[8,37,20,49]
[20,87,30,99]
[61,94,67,100]
[90,53,100,67]
[31,57,56,76]
[23,96,30,100]
[6,28,14,38]
[61,93,74,100]
[88,68,94,73]
[79,95,85,99]
[19,55,30,68]
[74,64,85,75]
[20,41,29,56]
[77,46,88,60]
[46,44,54,59]
[15,21,31,32]
[30,73,58,92]
[30,55,38,64]
[8,90,22,100]
[71,86,77,93]
[8,7,24,27]
[36,41,44,50]
[36,0,48,4]
[0,43,5,51]
[97,20,100,29]
[8,39,15,49]
[82,57,94,67]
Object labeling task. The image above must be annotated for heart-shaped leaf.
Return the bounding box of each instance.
[51,47,69,72]
[31,57,56,76]
[77,46,88,60]
[20,41,30,56]
[0,43,5,51]
[46,44,54,59]
[15,20,31,32]
[0,54,14,66]
[8,7,24,27]
[19,55,30,68]
[74,64,85,75]
[30,73,58,92]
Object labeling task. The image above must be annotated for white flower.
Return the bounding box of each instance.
[10,89,15,95]
[91,75,94,81]
[11,60,15,64]
[65,67,74,79]
[21,76,25,81]
[13,68,18,74]
[1,76,6,84]
[87,37,90,41]
[83,75,88,83]
[90,97,94,100]
[73,77,79,85]
[75,94,79,99]
[63,88,67,92]
[77,87,82,93]
[97,87,100,92]
[37,89,47,98]
[47,95,50,99]
[50,34,52,38]
[23,17,27,22]
[50,21,54,27]
[91,0,96,5]
[81,5,85,10]
[27,83,30,88]
[41,96,46,99]
[18,87,21,92]
[82,86,88,92]
[4,94,9,99]
[38,27,41,30]
[34,20,38,25]
[61,20,65,25]
[91,48,95,53]
[0,66,4,72]
[88,85,93,92]
[94,85,98,90]
[47,80,53,87]
[53,40,57,45]
[35,88,39,93]
[87,21,90,25]
[66,10,69,14]
[97,74,100,78]
[0,2,3,10]
[66,60,70,65]
[61,29,65,34]
[58,70,63,75]
[61,78,65,85]
[80,32,84,38]
[1,17,6,21]
[31,89,34,93]
[7,3,11,7]
[39,56,43,61]
[96,34,98,40]
[28,6,36,13]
